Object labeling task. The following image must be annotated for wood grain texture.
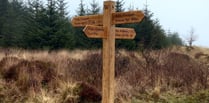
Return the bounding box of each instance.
[102,1,115,103]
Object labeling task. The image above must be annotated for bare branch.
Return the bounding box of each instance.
[186,27,198,47]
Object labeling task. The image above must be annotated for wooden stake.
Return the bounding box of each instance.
[102,1,115,103]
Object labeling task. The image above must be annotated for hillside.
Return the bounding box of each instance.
[0,46,209,103]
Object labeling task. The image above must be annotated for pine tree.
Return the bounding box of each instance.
[86,0,102,48]
[167,31,183,46]
[23,0,47,49]
[115,0,125,12]
[0,0,26,47]
[57,0,67,18]
[43,0,69,50]
[77,0,86,16]
[50,0,74,49]
[135,5,155,49]
[134,5,168,50]
[23,0,74,49]
[73,0,92,49]
[87,0,100,15]
[0,0,9,44]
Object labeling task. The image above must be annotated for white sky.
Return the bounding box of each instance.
[67,0,209,48]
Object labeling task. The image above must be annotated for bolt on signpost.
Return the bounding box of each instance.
[71,1,144,103]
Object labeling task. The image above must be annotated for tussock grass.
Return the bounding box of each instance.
[0,47,209,103]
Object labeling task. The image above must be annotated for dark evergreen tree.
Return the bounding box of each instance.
[46,0,74,50]
[23,0,47,49]
[77,0,86,16]
[50,0,74,49]
[0,0,9,45]
[151,20,168,49]
[0,0,26,47]
[45,0,58,49]
[65,20,76,49]
[87,0,100,15]
[167,31,183,46]
[115,0,125,12]
[73,0,92,49]
[57,0,67,18]
[23,0,73,49]
[86,0,102,48]
[134,5,168,50]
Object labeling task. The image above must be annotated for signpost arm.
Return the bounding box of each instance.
[102,1,115,103]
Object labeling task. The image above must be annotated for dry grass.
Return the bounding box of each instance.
[0,47,209,103]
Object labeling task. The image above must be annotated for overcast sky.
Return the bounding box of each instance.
[67,0,209,48]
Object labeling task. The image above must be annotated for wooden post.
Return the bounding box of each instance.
[102,1,115,103]
[72,2,144,102]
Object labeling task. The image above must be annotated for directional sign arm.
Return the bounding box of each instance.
[71,14,103,27]
[83,25,136,39]
[112,11,144,25]
[71,11,144,27]
[115,28,136,39]
[83,25,105,38]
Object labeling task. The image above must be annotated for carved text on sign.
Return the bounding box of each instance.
[115,28,136,39]
[83,25,105,38]
[72,15,103,27]
[83,25,136,39]
[112,11,144,24]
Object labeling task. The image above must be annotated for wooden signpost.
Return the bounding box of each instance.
[71,1,144,103]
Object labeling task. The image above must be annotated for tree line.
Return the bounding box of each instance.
[0,0,184,50]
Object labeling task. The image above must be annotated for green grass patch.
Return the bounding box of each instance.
[132,90,209,103]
